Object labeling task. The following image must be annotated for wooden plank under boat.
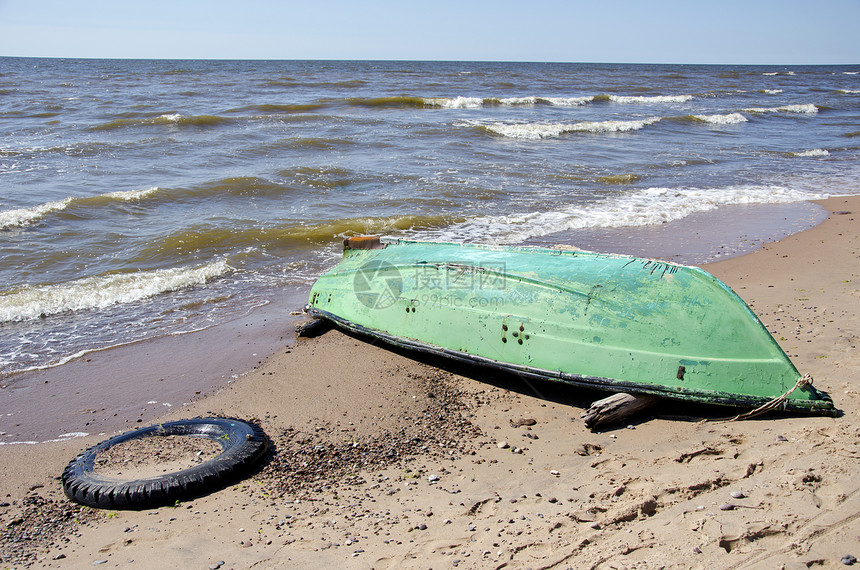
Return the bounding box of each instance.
[306,236,835,415]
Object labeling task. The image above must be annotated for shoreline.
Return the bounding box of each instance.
[0,293,307,444]
[1,199,833,444]
[1,195,858,568]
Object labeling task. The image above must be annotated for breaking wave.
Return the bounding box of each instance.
[435,185,827,244]
[0,197,75,229]
[691,113,748,124]
[605,94,694,104]
[792,149,830,157]
[90,113,232,131]
[0,260,232,323]
[0,188,161,229]
[743,104,819,114]
[476,118,662,139]
[345,94,695,110]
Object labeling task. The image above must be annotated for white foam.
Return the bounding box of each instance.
[0,188,162,229]
[693,113,748,124]
[609,95,694,104]
[434,185,826,244]
[426,95,594,108]
[792,149,830,157]
[762,89,783,94]
[0,432,89,446]
[498,96,594,106]
[0,197,74,229]
[430,96,484,109]
[0,260,232,323]
[103,186,160,201]
[840,89,860,94]
[482,118,661,139]
[743,104,819,114]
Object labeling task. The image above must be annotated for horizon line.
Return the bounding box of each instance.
[1,55,857,67]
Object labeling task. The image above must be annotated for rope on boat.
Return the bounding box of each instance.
[710,374,814,423]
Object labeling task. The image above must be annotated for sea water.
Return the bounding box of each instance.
[1,59,858,373]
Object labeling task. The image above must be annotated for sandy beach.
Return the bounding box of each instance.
[1,195,858,569]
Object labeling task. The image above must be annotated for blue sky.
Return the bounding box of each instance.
[0,0,857,64]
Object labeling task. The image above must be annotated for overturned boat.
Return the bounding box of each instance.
[306,236,834,415]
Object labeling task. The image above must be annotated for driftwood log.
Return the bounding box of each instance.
[581,392,658,430]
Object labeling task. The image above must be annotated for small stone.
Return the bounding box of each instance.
[511,418,537,427]
[209,563,225,570]
[776,435,789,442]
[693,547,702,554]
[719,503,736,511]
[428,474,440,483]
[842,554,857,565]
[54,554,67,560]
[550,470,560,476]
[590,522,601,529]
[497,441,509,449]
[418,523,428,530]
[93,561,108,566]
[731,491,746,499]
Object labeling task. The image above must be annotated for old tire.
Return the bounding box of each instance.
[61,417,268,510]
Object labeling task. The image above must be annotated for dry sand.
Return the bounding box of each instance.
[1,195,858,569]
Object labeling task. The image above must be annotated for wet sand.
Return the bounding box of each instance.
[1,195,857,569]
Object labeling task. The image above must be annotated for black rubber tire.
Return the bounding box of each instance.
[61,417,268,510]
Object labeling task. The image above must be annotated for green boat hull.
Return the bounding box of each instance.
[307,237,834,415]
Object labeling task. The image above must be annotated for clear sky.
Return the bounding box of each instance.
[0,0,858,65]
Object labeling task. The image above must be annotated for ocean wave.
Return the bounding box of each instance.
[478,118,662,139]
[348,95,597,109]
[103,187,161,201]
[90,113,232,131]
[691,113,748,125]
[743,104,819,114]
[596,173,641,185]
[0,260,232,323]
[425,96,485,109]
[342,93,694,110]
[138,215,460,261]
[839,89,860,94]
[0,197,74,229]
[435,185,826,244]
[0,187,161,229]
[500,96,594,106]
[760,89,783,95]
[225,103,328,114]
[605,94,694,104]
[792,149,830,157]
[346,96,428,109]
